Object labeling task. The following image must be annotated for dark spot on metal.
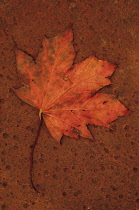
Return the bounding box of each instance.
[23,203,29,208]
[2,150,6,155]
[31,128,37,134]
[44,170,49,175]
[104,148,109,153]
[124,124,129,130]
[119,194,124,199]
[89,25,95,30]
[62,192,67,196]
[14,145,18,150]
[114,156,120,160]
[30,144,34,149]
[133,167,138,173]
[0,99,4,104]
[26,126,31,131]
[1,182,8,187]
[6,165,11,170]
[106,195,111,198]
[63,168,69,172]
[110,185,117,191]
[39,158,44,163]
[52,174,58,179]
[2,204,7,210]
[3,133,9,138]
[13,135,19,140]
[92,179,97,184]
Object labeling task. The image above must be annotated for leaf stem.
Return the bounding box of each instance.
[30,117,42,194]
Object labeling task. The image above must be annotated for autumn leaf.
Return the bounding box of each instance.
[14,28,130,194]
[14,28,129,142]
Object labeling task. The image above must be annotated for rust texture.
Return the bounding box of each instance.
[0,0,138,209]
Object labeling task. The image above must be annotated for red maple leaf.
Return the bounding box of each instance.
[14,28,129,142]
[14,28,130,194]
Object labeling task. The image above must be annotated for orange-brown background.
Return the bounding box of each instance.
[0,0,139,209]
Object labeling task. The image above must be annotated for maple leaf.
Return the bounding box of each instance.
[14,28,129,142]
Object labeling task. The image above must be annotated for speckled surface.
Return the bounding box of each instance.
[0,0,139,209]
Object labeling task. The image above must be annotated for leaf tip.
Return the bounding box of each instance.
[124,109,130,115]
